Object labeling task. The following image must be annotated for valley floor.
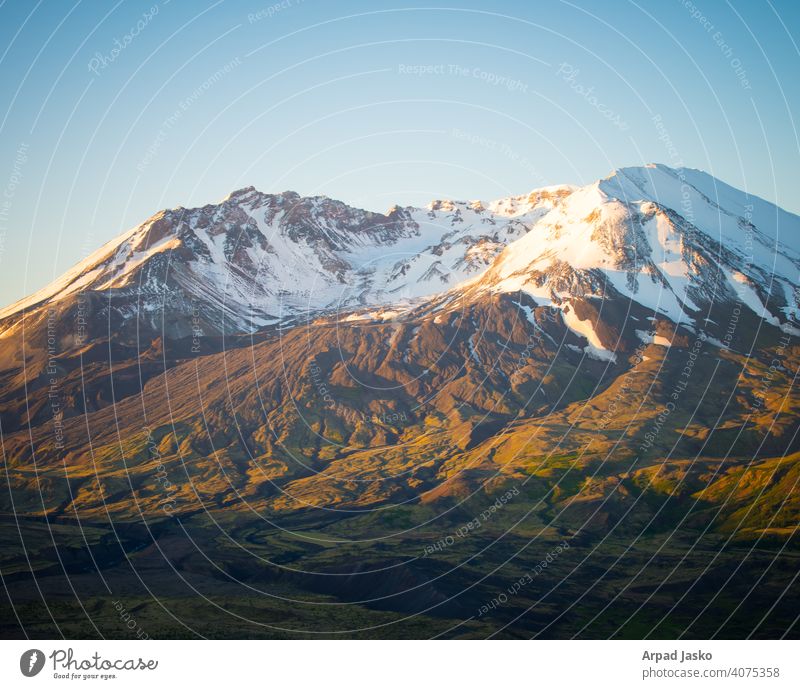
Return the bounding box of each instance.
[2,509,798,639]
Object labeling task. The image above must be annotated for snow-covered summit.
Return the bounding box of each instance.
[473,165,800,340]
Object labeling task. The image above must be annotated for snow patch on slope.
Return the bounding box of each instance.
[562,307,616,362]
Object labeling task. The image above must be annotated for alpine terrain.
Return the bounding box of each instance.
[1,163,799,639]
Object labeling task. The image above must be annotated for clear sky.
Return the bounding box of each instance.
[0,0,798,305]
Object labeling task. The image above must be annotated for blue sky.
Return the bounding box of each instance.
[0,0,798,304]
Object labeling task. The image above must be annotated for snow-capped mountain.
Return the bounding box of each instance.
[0,185,567,341]
[1,164,797,357]
[4,164,799,643]
[464,164,800,357]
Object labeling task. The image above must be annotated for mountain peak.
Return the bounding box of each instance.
[225,185,257,198]
[474,163,800,344]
